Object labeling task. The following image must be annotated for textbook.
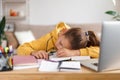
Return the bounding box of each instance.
[13,55,39,70]
[38,60,81,72]
[49,55,90,62]
[13,55,37,65]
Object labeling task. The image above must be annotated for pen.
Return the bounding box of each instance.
[0,46,4,53]
[5,47,9,57]
[0,50,3,58]
[9,45,13,53]
[8,57,13,69]
[8,45,13,56]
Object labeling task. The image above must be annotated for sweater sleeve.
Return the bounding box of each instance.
[80,46,100,58]
[17,33,52,55]
[16,22,71,55]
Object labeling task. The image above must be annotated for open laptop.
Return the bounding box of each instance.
[80,21,120,72]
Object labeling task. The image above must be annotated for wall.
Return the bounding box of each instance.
[0,0,2,19]
[29,0,115,25]
[0,0,29,23]
[115,0,120,11]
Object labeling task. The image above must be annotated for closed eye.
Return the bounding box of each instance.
[60,41,63,47]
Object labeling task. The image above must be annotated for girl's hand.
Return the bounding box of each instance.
[31,50,48,59]
[57,48,80,57]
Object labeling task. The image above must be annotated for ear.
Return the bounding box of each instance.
[58,28,68,37]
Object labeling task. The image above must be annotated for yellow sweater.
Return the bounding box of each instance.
[17,22,99,58]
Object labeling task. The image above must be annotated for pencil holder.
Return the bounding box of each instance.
[0,46,13,71]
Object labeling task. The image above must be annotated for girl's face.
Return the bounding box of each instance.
[55,35,71,50]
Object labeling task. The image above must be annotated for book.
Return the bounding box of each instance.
[13,55,39,70]
[38,60,81,72]
[49,53,90,62]
[13,55,37,65]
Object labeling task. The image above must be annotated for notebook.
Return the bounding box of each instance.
[13,55,37,65]
[38,60,81,72]
[38,60,59,72]
[80,21,120,72]
[49,52,90,62]
[13,55,39,70]
[59,61,81,72]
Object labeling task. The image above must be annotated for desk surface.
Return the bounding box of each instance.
[0,66,120,80]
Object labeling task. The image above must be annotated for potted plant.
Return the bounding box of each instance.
[0,16,7,47]
[105,10,120,21]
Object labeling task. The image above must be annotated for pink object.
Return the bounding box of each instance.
[13,55,37,65]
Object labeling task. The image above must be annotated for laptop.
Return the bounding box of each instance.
[80,21,120,72]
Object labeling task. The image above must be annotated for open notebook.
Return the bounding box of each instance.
[38,52,90,72]
[38,60,81,72]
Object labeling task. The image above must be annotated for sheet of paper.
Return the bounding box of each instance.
[38,60,59,72]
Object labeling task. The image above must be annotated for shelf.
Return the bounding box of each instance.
[3,0,26,3]
[6,16,26,20]
[1,0,29,23]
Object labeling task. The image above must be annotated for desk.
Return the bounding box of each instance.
[0,66,120,80]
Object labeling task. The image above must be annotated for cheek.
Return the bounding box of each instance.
[55,41,63,50]
[55,40,60,50]
[63,39,71,49]
[55,36,64,50]
[55,43,61,50]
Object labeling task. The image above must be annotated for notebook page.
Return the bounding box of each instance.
[38,60,59,72]
[59,61,81,69]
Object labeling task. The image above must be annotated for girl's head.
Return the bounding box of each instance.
[55,28,100,50]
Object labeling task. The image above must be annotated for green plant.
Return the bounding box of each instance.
[0,16,6,45]
[105,10,120,21]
